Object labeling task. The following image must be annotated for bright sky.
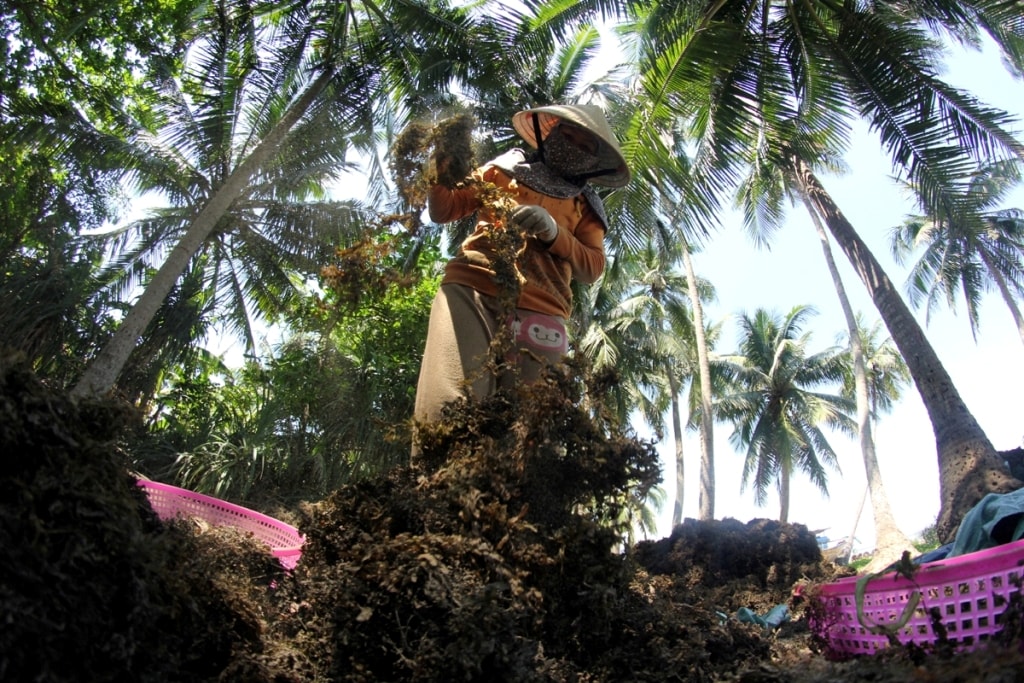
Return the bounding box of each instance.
[643,40,1024,550]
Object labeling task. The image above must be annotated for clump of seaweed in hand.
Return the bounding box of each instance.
[475,180,524,376]
[390,113,477,210]
[428,113,476,188]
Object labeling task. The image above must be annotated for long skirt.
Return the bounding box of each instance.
[412,283,568,446]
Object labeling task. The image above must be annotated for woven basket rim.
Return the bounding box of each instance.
[137,479,305,566]
[817,537,1024,596]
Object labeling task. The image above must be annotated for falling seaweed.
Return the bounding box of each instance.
[390,121,434,208]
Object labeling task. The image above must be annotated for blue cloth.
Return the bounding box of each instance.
[948,489,1024,558]
[736,605,789,629]
[914,543,953,564]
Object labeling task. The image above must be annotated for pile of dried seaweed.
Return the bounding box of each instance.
[0,354,286,682]
[231,359,835,681]
[11,352,1023,682]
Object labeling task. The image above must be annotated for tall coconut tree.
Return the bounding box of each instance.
[838,313,913,568]
[628,0,1024,540]
[790,155,1021,540]
[891,160,1024,345]
[626,115,724,521]
[796,192,917,567]
[681,238,718,520]
[717,305,855,523]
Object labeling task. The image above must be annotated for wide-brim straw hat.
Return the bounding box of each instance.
[511,104,630,188]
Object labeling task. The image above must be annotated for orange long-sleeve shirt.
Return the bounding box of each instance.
[427,162,606,319]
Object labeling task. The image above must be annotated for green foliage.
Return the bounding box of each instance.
[1,1,200,394]
[848,556,873,572]
[0,235,115,385]
[0,0,180,388]
[0,0,197,118]
[0,147,124,384]
[916,523,943,552]
[135,232,442,504]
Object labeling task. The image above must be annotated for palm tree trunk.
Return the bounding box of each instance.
[787,148,1021,541]
[71,69,338,398]
[803,195,915,567]
[779,458,791,524]
[669,370,686,529]
[845,485,868,564]
[681,241,715,520]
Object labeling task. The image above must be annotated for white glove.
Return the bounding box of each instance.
[508,204,558,243]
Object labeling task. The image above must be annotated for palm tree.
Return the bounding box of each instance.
[678,233,717,520]
[580,238,698,527]
[681,312,733,520]
[791,158,1021,540]
[891,160,1024,345]
[628,0,1024,541]
[43,0,492,398]
[594,88,727,521]
[800,196,917,566]
[629,117,723,521]
[838,314,913,568]
[717,305,855,523]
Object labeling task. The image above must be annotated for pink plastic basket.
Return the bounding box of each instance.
[809,539,1024,656]
[138,480,305,570]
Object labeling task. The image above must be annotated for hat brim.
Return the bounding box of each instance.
[512,104,630,188]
